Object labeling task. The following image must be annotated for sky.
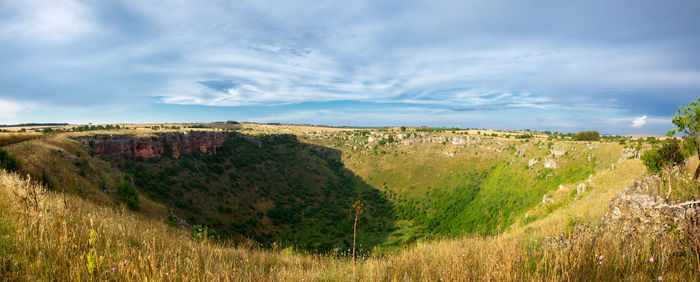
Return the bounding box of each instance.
[1,0,699,134]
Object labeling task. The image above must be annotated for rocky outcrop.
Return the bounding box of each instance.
[604,176,698,236]
[80,131,231,160]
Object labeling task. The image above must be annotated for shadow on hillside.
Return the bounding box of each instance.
[299,138,396,252]
[93,132,395,254]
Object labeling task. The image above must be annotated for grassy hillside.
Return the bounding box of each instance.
[2,131,393,253]
[2,157,698,280]
[1,125,698,279]
[302,128,630,243]
[2,127,648,252]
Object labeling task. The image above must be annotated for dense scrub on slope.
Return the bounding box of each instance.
[115,133,393,253]
[2,132,393,253]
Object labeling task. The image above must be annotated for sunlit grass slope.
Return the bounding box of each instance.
[305,129,631,242]
[2,156,698,280]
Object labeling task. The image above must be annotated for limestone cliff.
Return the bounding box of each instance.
[80,131,231,159]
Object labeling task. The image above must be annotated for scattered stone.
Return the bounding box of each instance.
[550,149,566,158]
[542,194,553,204]
[544,159,557,169]
[576,183,586,195]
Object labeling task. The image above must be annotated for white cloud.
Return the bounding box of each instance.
[631,115,647,128]
[0,0,96,44]
[0,0,698,132]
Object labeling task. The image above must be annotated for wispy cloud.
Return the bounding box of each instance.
[0,0,698,133]
[0,0,97,44]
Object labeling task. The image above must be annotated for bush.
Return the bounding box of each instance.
[642,140,685,174]
[116,181,140,210]
[515,134,533,139]
[641,149,662,174]
[0,149,18,172]
[572,131,600,141]
[191,225,214,241]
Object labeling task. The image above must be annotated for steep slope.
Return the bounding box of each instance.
[2,157,697,280]
[107,132,393,252]
[302,129,630,242]
[4,127,639,250]
[5,131,393,253]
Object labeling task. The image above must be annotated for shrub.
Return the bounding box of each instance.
[191,225,212,241]
[642,139,685,174]
[116,181,140,210]
[572,131,600,141]
[515,134,533,139]
[668,97,700,179]
[641,149,662,174]
[0,149,18,172]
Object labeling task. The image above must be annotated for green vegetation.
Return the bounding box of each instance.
[415,127,464,132]
[118,133,392,253]
[73,124,121,132]
[1,120,698,280]
[515,133,533,139]
[572,131,601,141]
[420,163,594,236]
[0,149,18,172]
[642,139,685,174]
[305,130,625,245]
[668,97,700,179]
[116,181,140,210]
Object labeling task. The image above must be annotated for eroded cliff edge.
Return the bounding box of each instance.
[76,131,231,159]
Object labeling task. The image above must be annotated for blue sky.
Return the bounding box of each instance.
[1,0,699,134]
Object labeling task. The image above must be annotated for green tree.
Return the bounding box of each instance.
[572,131,601,141]
[667,98,700,179]
[642,139,685,198]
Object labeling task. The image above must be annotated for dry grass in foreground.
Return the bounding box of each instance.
[0,133,42,147]
[1,165,699,281]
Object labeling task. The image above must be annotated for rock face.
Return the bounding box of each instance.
[82,131,231,159]
[604,176,698,236]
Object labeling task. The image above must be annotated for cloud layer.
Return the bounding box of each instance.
[1,0,699,133]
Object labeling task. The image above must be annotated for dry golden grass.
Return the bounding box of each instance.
[1,125,698,280]
[0,170,349,281]
[1,156,698,281]
[0,132,42,147]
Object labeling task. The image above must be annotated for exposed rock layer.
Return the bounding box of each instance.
[604,175,698,236]
[81,131,231,159]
